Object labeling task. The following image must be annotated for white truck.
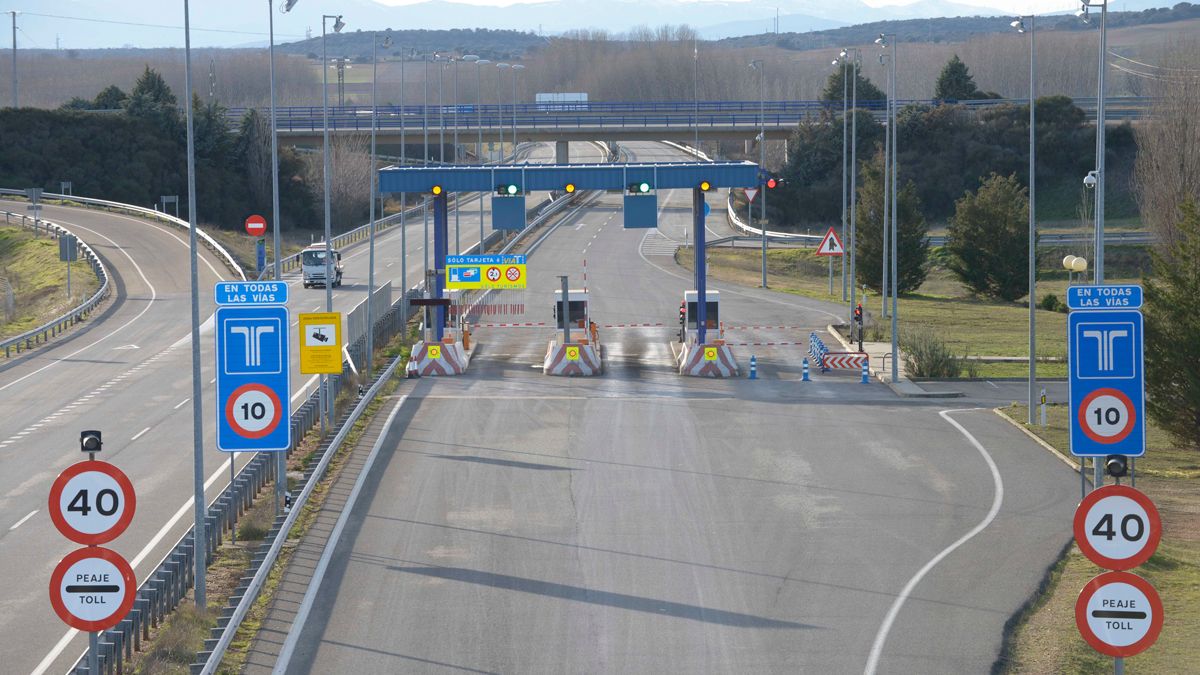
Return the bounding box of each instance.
[301,244,343,288]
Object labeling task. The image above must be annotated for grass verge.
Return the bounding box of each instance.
[996,404,1199,673]
[0,226,101,338]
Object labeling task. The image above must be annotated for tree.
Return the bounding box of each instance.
[821,67,886,103]
[125,66,179,137]
[1135,49,1200,252]
[946,173,1032,301]
[1144,200,1200,449]
[93,85,128,110]
[853,151,930,294]
[934,54,983,101]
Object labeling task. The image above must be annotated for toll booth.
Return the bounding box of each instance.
[553,289,590,329]
[684,290,720,331]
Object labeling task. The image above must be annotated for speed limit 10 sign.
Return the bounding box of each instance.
[48,461,136,545]
[1074,484,1161,571]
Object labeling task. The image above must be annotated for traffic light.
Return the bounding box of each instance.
[698,180,713,191]
[853,304,863,323]
[564,183,576,194]
[628,181,651,194]
[1105,454,1129,478]
[430,185,443,196]
[679,301,687,326]
[496,183,521,196]
[766,177,779,189]
[80,430,102,454]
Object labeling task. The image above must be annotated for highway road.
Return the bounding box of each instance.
[259,141,1080,674]
[0,140,604,674]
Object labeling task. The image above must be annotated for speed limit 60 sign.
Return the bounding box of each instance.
[1075,484,1161,571]
[1068,306,1145,457]
[49,461,136,545]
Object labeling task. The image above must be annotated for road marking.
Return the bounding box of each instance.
[9,510,37,531]
[863,408,1004,675]
[131,427,151,442]
[209,377,216,384]
[174,398,190,410]
[986,380,999,389]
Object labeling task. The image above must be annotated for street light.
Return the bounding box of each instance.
[465,55,490,250]
[496,63,510,155]
[267,0,297,516]
[1079,0,1109,283]
[366,31,391,381]
[511,64,525,148]
[7,10,17,108]
[749,59,766,288]
[320,13,344,438]
[877,32,899,384]
[1013,15,1038,425]
[835,48,862,326]
[452,55,460,253]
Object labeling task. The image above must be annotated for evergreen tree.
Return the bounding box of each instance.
[125,66,180,137]
[934,54,982,101]
[946,173,1032,301]
[821,67,886,104]
[1144,200,1200,449]
[853,151,930,294]
[93,85,128,110]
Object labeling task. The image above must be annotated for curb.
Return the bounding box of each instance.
[992,407,1084,472]
[825,323,963,398]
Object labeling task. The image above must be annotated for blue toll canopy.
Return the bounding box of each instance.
[377,161,760,194]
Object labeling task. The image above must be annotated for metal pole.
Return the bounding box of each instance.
[759,62,767,289]
[1095,1,1108,284]
[477,62,485,248]
[423,56,430,286]
[88,631,98,674]
[9,11,16,108]
[496,65,505,152]
[849,53,858,325]
[453,59,460,254]
[694,39,700,157]
[1027,15,1038,425]
[841,57,849,302]
[881,53,890,319]
[559,276,570,345]
[438,57,445,166]
[183,0,206,609]
[367,33,381,379]
[320,16,336,439]
[889,42,899,385]
[266,0,284,514]
[401,57,407,301]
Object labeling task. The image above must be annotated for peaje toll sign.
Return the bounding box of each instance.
[49,461,136,545]
[1076,571,1163,658]
[1074,484,1161,571]
[50,546,136,632]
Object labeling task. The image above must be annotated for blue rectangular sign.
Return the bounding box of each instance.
[1068,309,1145,457]
[445,254,526,265]
[1066,284,1142,311]
[215,305,291,452]
[214,281,289,306]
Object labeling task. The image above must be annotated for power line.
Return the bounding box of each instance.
[1108,50,1200,73]
[19,11,306,40]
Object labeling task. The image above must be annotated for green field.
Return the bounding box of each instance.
[0,226,101,339]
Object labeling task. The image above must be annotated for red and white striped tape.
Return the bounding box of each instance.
[822,352,869,370]
[722,325,811,330]
[723,342,806,346]
[602,323,665,328]
[473,322,548,328]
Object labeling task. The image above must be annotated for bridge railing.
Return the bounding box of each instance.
[0,209,111,358]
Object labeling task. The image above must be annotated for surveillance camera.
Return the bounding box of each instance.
[1083,173,1097,188]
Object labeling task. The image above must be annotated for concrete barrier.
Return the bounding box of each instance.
[408,340,470,376]
[679,343,739,377]
[544,341,602,376]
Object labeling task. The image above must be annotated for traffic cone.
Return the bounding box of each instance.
[861,358,869,384]
[802,359,810,382]
[749,355,757,380]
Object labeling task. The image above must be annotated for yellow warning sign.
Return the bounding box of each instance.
[298,312,343,374]
[703,347,718,361]
[565,346,580,361]
[428,344,442,359]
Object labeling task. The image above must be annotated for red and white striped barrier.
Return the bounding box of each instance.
[722,342,806,347]
[822,352,869,370]
[544,341,602,376]
[679,343,739,378]
[407,340,470,376]
[721,325,811,330]
[473,322,548,328]
[602,323,665,328]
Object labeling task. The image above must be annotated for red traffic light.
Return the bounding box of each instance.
[766,177,778,189]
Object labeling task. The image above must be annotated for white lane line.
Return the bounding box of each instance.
[986,381,1000,389]
[131,427,151,442]
[863,408,1004,675]
[174,398,191,410]
[33,453,239,675]
[9,510,38,531]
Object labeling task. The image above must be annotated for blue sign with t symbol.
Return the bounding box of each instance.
[1068,308,1145,457]
[215,294,291,452]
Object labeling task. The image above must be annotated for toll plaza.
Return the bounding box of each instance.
[377,161,759,377]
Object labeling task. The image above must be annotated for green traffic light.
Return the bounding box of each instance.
[639,182,650,193]
[507,184,519,195]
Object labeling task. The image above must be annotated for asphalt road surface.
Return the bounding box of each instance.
[272,142,1079,674]
[0,141,604,675]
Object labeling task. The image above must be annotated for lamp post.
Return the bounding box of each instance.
[749,59,766,288]
[367,31,391,382]
[877,32,899,384]
[1013,16,1037,425]
[269,0,299,517]
[465,55,488,250]
[496,63,510,155]
[8,10,16,108]
[694,39,700,158]
[833,52,851,302]
[836,48,861,328]
[452,56,460,253]
[320,13,345,438]
[422,54,430,289]
[1079,0,1109,283]
[399,53,407,303]
[181,0,207,612]
[511,64,525,148]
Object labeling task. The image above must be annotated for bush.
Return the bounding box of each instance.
[901,325,963,378]
[1038,293,1061,312]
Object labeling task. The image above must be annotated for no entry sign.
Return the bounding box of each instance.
[1076,571,1163,658]
[1074,484,1161,571]
[245,214,267,237]
[50,547,136,632]
[48,461,136,545]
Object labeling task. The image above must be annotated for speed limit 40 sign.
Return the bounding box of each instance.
[1075,484,1161,571]
[48,461,136,545]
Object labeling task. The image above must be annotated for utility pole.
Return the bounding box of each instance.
[9,11,17,108]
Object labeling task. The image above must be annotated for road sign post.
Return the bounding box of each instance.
[215,282,291,452]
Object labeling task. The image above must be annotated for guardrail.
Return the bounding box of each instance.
[0,189,245,282]
[0,210,111,358]
[726,192,821,243]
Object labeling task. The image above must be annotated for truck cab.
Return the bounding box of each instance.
[301,244,343,288]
